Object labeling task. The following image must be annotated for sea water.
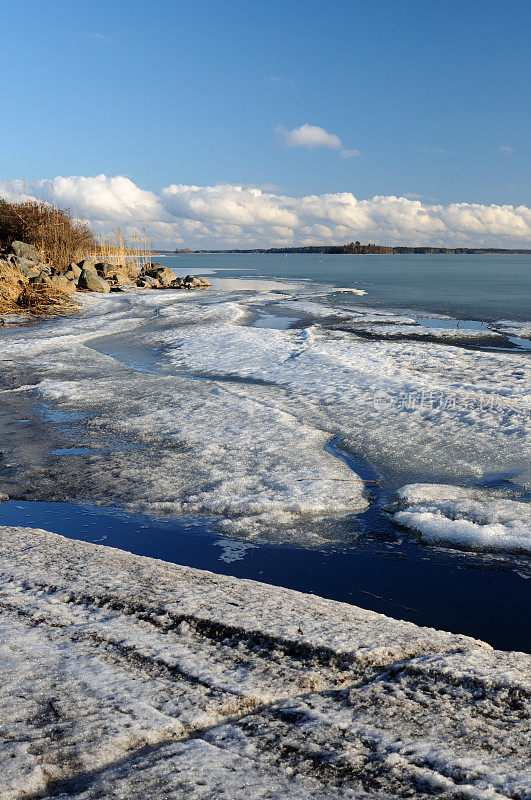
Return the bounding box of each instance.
[160,252,531,321]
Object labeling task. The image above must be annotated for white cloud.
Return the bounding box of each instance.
[276,124,343,150]
[339,149,361,161]
[263,76,297,89]
[1,175,530,249]
[500,145,514,156]
[89,33,114,43]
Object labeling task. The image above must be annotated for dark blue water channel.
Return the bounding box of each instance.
[1,496,529,653]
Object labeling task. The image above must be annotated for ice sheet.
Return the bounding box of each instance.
[0,525,528,800]
[1,289,529,543]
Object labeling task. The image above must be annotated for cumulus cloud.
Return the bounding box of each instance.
[1,175,530,249]
[276,124,343,149]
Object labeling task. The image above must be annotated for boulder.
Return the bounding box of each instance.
[112,273,135,286]
[50,274,76,294]
[69,262,82,279]
[29,271,52,287]
[54,262,82,281]
[15,263,40,279]
[172,274,212,290]
[77,269,111,293]
[8,241,45,264]
[77,258,97,274]
[143,264,176,287]
[136,276,159,289]
[63,264,82,283]
[6,255,37,268]
[95,262,116,279]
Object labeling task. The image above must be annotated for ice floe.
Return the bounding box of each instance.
[393,483,531,553]
[0,526,529,800]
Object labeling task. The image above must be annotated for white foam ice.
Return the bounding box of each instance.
[276,298,416,324]
[158,312,530,490]
[357,324,506,340]
[393,483,531,554]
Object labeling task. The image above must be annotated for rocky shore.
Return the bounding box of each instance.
[0,239,211,312]
[0,525,529,799]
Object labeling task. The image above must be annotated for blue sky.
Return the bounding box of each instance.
[2,0,530,247]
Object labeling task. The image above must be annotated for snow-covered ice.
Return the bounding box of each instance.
[0,525,529,800]
[491,319,531,338]
[0,285,529,547]
[393,483,531,553]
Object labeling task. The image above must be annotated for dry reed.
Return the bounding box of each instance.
[93,228,152,273]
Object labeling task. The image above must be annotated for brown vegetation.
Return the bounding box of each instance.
[0,198,96,265]
[94,227,152,274]
[0,283,80,318]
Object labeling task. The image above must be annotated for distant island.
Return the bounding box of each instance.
[169,241,531,255]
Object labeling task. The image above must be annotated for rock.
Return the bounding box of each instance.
[136,276,160,289]
[0,492,8,502]
[6,254,37,268]
[172,274,212,290]
[69,262,82,280]
[63,266,82,283]
[14,262,40,279]
[77,258,97,274]
[29,271,52,287]
[77,270,111,293]
[50,274,76,294]
[95,262,116,279]
[143,264,176,287]
[110,286,125,293]
[8,240,45,263]
[112,273,134,286]
[54,262,82,281]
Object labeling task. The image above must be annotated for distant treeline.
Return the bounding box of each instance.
[172,241,531,255]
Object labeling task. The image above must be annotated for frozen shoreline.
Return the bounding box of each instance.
[1,525,529,799]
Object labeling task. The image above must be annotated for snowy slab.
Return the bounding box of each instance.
[0,526,529,799]
[393,483,531,554]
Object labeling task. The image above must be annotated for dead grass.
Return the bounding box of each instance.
[0,285,80,318]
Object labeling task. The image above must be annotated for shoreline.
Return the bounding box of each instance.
[1,524,529,799]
